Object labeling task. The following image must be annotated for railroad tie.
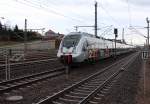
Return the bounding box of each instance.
[89,101,99,104]
[97,93,104,97]
[91,96,102,103]
[105,86,111,89]
[94,96,102,100]
[0,86,8,89]
[64,94,84,99]
[89,82,101,85]
[7,84,15,87]
[103,88,109,91]
[84,83,100,86]
[70,91,88,96]
[74,89,91,93]
[59,97,79,103]
[81,85,96,88]
[78,86,94,90]
[100,90,107,94]
[13,82,22,85]
[52,101,64,104]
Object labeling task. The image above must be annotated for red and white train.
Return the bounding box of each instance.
[57,32,134,65]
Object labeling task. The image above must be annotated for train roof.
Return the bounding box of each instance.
[67,32,133,46]
[68,32,112,41]
[68,32,95,38]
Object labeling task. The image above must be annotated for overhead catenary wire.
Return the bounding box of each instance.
[44,0,94,22]
[13,0,119,33]
[28,0,113,31]
[126,0,132,26]
[13,0,87,23]
[98,2,121,27]
[129,26,147,38]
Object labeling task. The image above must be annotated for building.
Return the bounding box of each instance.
[44,29,64,40]
[43,29,64,49]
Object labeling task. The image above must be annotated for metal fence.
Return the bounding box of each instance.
[0,42,59,82]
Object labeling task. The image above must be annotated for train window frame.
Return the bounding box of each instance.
[62,35,81,48]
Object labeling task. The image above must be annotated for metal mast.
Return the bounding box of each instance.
[95,1,98,37]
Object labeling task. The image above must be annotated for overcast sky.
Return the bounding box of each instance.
[0,0,150,45]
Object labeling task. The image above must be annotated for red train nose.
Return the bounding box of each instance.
[61,55,72,65]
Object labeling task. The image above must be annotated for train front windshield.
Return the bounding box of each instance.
[63,35,81,48]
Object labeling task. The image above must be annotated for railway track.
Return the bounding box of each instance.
[0,58,58,67]
[36,52,139,104]
[0,49,57,65]
[0,58,62,81]
[0,67,65,93]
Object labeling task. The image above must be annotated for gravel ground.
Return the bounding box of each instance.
[0,53,132,104]
[136,55,150,104]
[102,53,142,104]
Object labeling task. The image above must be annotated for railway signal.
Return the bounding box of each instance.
[114,28,118,37]
[146,17,149,48]
[114,28,118,58]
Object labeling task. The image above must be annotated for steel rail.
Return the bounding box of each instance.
[0,58,57,67]
[36,52,139,104]
[0,67,65,93]
[79,52,139,104]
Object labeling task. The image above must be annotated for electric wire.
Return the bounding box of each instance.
[14,0,86,23]
[43,0,94,22]
[126,0,132,26]
[98,2,121,27]
[129,26,147,38]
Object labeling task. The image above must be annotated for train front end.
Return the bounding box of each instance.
[57,33,82,65]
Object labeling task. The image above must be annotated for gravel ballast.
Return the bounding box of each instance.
[0,53,134,104]
[102,54,142,104]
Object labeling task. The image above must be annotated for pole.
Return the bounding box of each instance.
[143,59,146,104]
[95,1,97,37]
[8,52,10,80]
[146,17,149,49]
[115,35,116,58]
[5,53,8,80]
[146,39,148,47]
[122,28,124,43]
[24,19,27,55]
[114,28,118,59]
[4,49,10,80]
[75,26,78,32]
